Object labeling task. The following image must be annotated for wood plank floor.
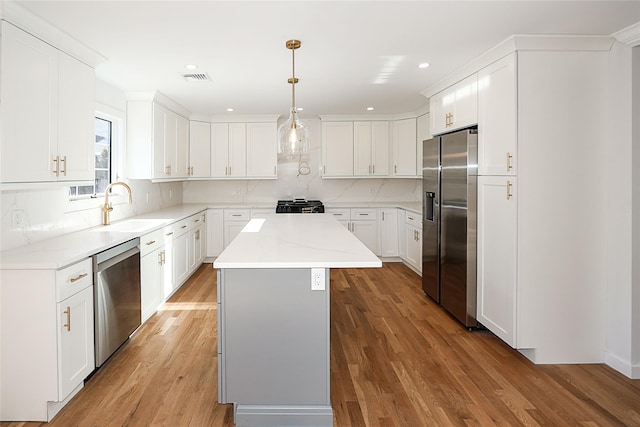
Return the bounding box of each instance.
[3,263,640,426]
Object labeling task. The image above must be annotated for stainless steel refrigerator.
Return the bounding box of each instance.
[422,127,478,328]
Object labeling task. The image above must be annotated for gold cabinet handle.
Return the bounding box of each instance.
[507,152,513,171]
[145,240,156,245]
[158,251,163,266]
[166,231,174,236]
[53,156,59,176]
[63,307,71,331]
[507,180,513,200]
[372,165,375,174]
[394,165,397,174]
[181,225,188,229]
[195,230,200,240]
[60,155,67,176]
[69,273,88,283]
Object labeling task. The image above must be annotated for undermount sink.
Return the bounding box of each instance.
[102,218,166,233]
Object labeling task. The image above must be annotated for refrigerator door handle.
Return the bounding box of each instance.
[424,192,436,221]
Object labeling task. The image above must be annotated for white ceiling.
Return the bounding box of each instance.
[12,1,640,118]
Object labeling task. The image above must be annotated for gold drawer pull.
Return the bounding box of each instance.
[63,307,71,331]
[507,152,513,171]
[145,240,156,245]
[166,232,174,236]
[507,180,513,200]
[69,273,88,283]
[181,225,188,229]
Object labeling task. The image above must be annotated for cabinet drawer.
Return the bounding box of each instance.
[224,209,250,221]
[325,208,350,220]
[56,258,92,302]
[190,212,206,227]
[251,208,273,218]
[170,219,191,237]
[351,208,377,221]
[404,210,422,226]
[140,228,165,257]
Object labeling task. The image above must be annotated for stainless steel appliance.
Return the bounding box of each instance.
[422,128,478,328]
[276,199,325,213]
[93,238,141,367]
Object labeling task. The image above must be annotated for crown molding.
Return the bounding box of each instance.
[1,1,106,67]
[612,21,640,47]
[125,91,191,118]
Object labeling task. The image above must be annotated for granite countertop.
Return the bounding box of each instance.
[0,201,419,270]
[214,214,382,269]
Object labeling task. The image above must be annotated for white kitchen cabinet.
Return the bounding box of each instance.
[404,211,422,273]
[0,21,95,184]
[326,208,379,255]
[378,208,399,257]
[188,213,206,273]
[224,209,250,247]
[321,121,354,177]
[416,113,430,176]
[1,258,94,421]
[246,122,277,178]
[477,176,517,347]
[211,123,247,178]
[206,209,224,257]
[430,74,478,136]
[127,100,190,180]
[140,246,165,323]
[172,219,192,289]
[57,285,94,401]
[478,53,517,175]
[188,121,212,177]
[392,118,417,177]
[354,121,390,177]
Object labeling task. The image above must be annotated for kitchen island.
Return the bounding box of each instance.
[214,213,381,427]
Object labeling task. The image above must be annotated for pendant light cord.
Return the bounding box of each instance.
[291,46,296,110]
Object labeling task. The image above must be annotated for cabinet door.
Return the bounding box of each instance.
[371,121,390,176]
[452,74,478,131]
[416,113,430,176]
[57,286,94,400]
[397,212,407,259]
[429,90,448,137]
[173,230,190,289]
[351,221,378,255]
[392,118,417,176]
[189,121,211,178]
[353,121,372,176]
[228,123,247,177]
[164,109,178,178]
[206,209,224,257]
[322,121,354,177]
[174,114,189,178]
[0,22,58,183]
[152,104,168,178]
[224,221,249,247]
[379,209,398,257]
[162,244,174,299]
[246,122,277,178]
[211,123,230,177]
[478,53,517,175]
[477,176,517,347]
[405,224,421,271]
[141,249,163,323]
[194,226,204,267]
[57,52,95,182]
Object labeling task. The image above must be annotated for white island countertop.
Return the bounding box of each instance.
[214,214,382,269]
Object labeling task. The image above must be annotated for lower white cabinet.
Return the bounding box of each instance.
[477,176,517,347]
[378,208,398,257]
[1,258,94,421]
[141,246,166,323]
[224,209,250,247]
[326,208,379,255]
[206,209,224,257]
[399,210,422,273]
[172,227,190,289]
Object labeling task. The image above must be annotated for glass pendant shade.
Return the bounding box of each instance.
[278,108,310,162]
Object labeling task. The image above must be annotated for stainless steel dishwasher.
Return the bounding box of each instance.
[93,238,141,367]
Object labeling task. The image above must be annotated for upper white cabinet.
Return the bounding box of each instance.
[0,21,95,184]
[354,121,390,176]
[188,120,212,178]
[478,53,517,175]
[391,118,417,177]
[430,74,478,136]
[246,123,277,178]
[127,100,190,180]
[416,113,430,176]
[322,121,354,177]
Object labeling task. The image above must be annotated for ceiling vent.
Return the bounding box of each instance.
[180,72,211,82]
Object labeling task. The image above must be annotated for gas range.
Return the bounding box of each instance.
[276,199,325,214]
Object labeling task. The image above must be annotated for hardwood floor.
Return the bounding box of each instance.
[3,262,639,426]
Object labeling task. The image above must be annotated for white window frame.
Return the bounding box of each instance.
[65,103,126,212]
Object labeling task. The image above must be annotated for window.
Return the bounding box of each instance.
[69,116,113,198]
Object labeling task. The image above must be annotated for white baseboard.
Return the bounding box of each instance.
[605,351,640,379]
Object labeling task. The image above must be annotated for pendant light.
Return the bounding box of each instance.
[277,39,310,163]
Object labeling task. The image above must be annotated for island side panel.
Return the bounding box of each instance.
[218,268,330,406]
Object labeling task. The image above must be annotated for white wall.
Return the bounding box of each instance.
[605,41,640,379]
[0,80,183,251]
[183,118,422,204]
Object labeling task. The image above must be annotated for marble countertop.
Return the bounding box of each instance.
[214,214,382,269]
[0,201,418,270]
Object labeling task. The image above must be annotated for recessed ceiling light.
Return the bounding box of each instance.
[418,63,430,69]
[367,107,374,111]
[185,64,198,70]
[226,108,234,112]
